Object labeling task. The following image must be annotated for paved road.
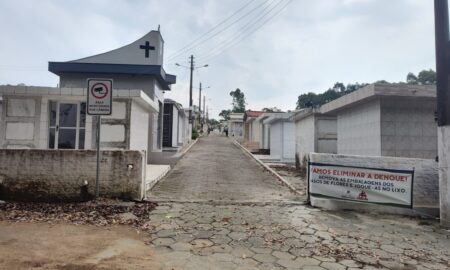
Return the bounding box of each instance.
[146,136,450,269]
[148,135,300,203]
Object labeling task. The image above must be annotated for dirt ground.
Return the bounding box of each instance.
[0,221,162,270]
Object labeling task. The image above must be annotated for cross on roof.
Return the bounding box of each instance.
[139,41,155,58]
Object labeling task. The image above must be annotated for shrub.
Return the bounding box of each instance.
[192,128,199,140]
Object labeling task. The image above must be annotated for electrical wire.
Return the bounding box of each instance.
[196,0,292,64]
[166,0,272,63]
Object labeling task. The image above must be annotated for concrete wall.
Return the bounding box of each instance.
[230,121,243,138]
[250,120,261,144]
[269,121,282,158]
[172,106,179,147]
[99,99,131,149]
[438,126,450,227]
[316,118,337,154]
[129,100,149,153]
[0,149,146,201]
[270,121,295,162]
[0,96,42,149]
[380,97,437,159]
[60,74,161,102]
[295,114,316,166]
[262,124,270,149]
[337,99,381,156]
[282,121,296,160]
[309,153,439,214]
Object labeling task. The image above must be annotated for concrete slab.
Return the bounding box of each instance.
[146,164,171,192]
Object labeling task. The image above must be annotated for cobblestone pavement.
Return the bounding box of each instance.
[148,136,301,203]
[147,203,450,270]
[146,136,450,269]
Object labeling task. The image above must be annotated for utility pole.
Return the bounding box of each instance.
[189,55,194,124]
[198,82,202,129]
[203,95,206,124]
[434,0,450,227]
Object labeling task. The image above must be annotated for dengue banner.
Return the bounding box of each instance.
[308,163,414,208]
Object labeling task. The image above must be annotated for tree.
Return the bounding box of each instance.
[296,92,319,109]
[262,107,282,112]
[229,88,246,113]
[417,69,436,84]
[208,118,220,129]
[219,109,231,121]
[406,72,418,84]
[332,82,346,92]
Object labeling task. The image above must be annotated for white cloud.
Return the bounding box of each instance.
[0,0,436,119]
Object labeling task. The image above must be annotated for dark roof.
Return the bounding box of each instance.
[48,62,176,90]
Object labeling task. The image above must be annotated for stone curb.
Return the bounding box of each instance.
[145,139,198,197]
[145,198,305,206]
[233,140,303,196]
[178,138,199,158]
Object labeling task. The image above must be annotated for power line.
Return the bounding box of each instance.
[195,0,288,63]
[196,0,292,64]
[166,0,261,62]
[166,0,272,63]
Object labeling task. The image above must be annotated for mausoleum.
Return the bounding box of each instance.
[263,112,295,163]
[291,108,337,167]
[320,83,437,159]
[228,112,244,139]
[163,98,190,148]
[0,29,177,201]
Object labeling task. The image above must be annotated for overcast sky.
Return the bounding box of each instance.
[0,0,436,119]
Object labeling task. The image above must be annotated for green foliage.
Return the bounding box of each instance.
[230,88,246,113]
[262,107,282,112]
[407,69,436,85]
[192,128,199,140]
[296,82,367,109]
[219,109,231,121]
[208,118,220,129]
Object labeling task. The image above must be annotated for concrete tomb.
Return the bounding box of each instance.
[0,29,177,201]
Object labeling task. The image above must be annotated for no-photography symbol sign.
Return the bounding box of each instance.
[87,79,113,115]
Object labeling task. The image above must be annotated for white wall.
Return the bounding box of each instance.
[316,118,337,154]
[337,99,381,156]
[129,100,149,152]
[172,106,179,147]
[1,96,41,149]
[177,112,184,145]
[251,120,261,144]
[282,121,295,160]
[262,124,270,149]
[269,122,282,158]
[380,98,437,159]
[295,114,316,166]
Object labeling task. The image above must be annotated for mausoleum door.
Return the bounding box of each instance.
[49,101,86,149]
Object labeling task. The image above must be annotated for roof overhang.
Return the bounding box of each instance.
[48,62,176,90]
[320,83,436,115]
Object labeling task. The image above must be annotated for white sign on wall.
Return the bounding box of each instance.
[308,163,414,208]
[87,79,113,115]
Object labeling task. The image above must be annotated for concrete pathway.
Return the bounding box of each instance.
[147,136,300,203]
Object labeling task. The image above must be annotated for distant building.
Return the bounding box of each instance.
[228,113,244,139]
[243,110,263,150]
[255,112,284,150]
[263,112,295,163]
